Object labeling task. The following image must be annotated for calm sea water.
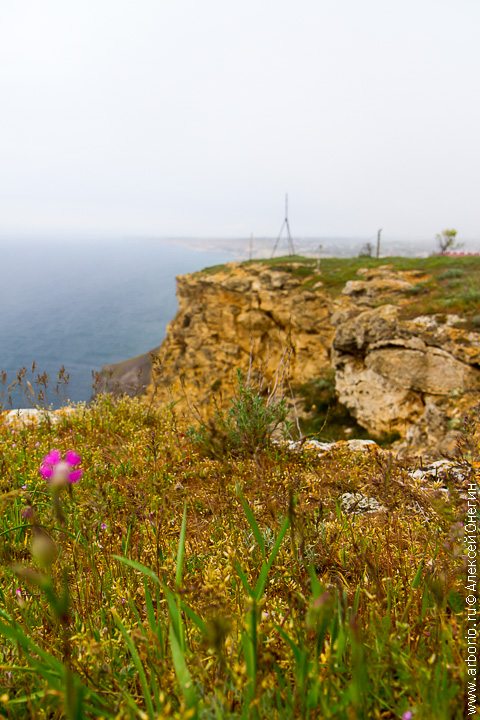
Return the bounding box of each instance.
[0,238,232,408]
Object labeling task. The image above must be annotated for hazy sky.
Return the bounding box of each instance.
[0,0,479,240]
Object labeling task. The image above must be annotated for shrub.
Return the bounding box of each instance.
[438,268,465,280]
[187,371,289,458]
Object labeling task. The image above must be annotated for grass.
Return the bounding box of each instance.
[0,393,475,719]
[215,254,480,319]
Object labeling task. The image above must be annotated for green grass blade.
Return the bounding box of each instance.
[276,625,302,665]
[180,600,208,636]
[254,516,290,599]
[112,609,155,719]
[113,555,160,585]
[5,691,46,706]
[234,560,253,596]
[411,560,424,589]
[238,494,266,560]
[169,623,198,711]
[176,503,188,588]
[163,583,185,650]
[309,565,323,597]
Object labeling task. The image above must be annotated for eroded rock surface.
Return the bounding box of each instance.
[147,263,334,413]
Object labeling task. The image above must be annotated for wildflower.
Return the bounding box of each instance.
[100,522,107,531]
[39,449,83,487]
[402,712,413,720]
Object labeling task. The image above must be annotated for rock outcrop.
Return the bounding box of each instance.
[102,260,480,456]
[332,269,480,454]
[96,347,160,397]
[147,262,334,412]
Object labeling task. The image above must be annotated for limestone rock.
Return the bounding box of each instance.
[332,283,480,452]
[343,277,415,305]
[147,263,334,414]
[2,407,77,427]
[340,492,386,515]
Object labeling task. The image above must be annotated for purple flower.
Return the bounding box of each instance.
[100,522,107,531]
[39,449,83,487]
[65,450,82,466]
[402,712,413,720]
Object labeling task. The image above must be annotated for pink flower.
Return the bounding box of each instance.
[402,712,413,720]
[39,449,83,487]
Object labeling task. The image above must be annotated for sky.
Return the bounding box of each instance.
[0,0,479,241]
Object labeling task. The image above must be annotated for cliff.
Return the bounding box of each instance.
[147,261,334,412]
[102,256,480,456]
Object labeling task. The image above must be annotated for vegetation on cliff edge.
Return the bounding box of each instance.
[199,254,480,322]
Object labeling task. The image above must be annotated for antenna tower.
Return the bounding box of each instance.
[271,194,296,258]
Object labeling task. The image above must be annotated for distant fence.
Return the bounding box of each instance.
[441,252,480,257]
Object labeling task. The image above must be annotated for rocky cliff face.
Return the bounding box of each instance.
[147,262,335,412]
[104,260,480,456]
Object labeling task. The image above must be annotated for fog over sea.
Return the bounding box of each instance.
[1,234,477,408]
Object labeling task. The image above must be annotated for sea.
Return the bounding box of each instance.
[0,237,233,408]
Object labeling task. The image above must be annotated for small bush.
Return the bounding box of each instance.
[438,268,465,280]
[188,371,289,458]
[406,282,430,296]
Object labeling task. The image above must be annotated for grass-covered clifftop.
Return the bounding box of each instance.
[200,254,480,321]
[0,393,475,718]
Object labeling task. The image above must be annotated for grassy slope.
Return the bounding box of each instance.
[0,395,474,719]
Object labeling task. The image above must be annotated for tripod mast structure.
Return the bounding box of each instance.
[271,194,296,258]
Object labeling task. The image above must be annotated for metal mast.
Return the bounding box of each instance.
[376,228,382,259]
[271,194,296,258]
